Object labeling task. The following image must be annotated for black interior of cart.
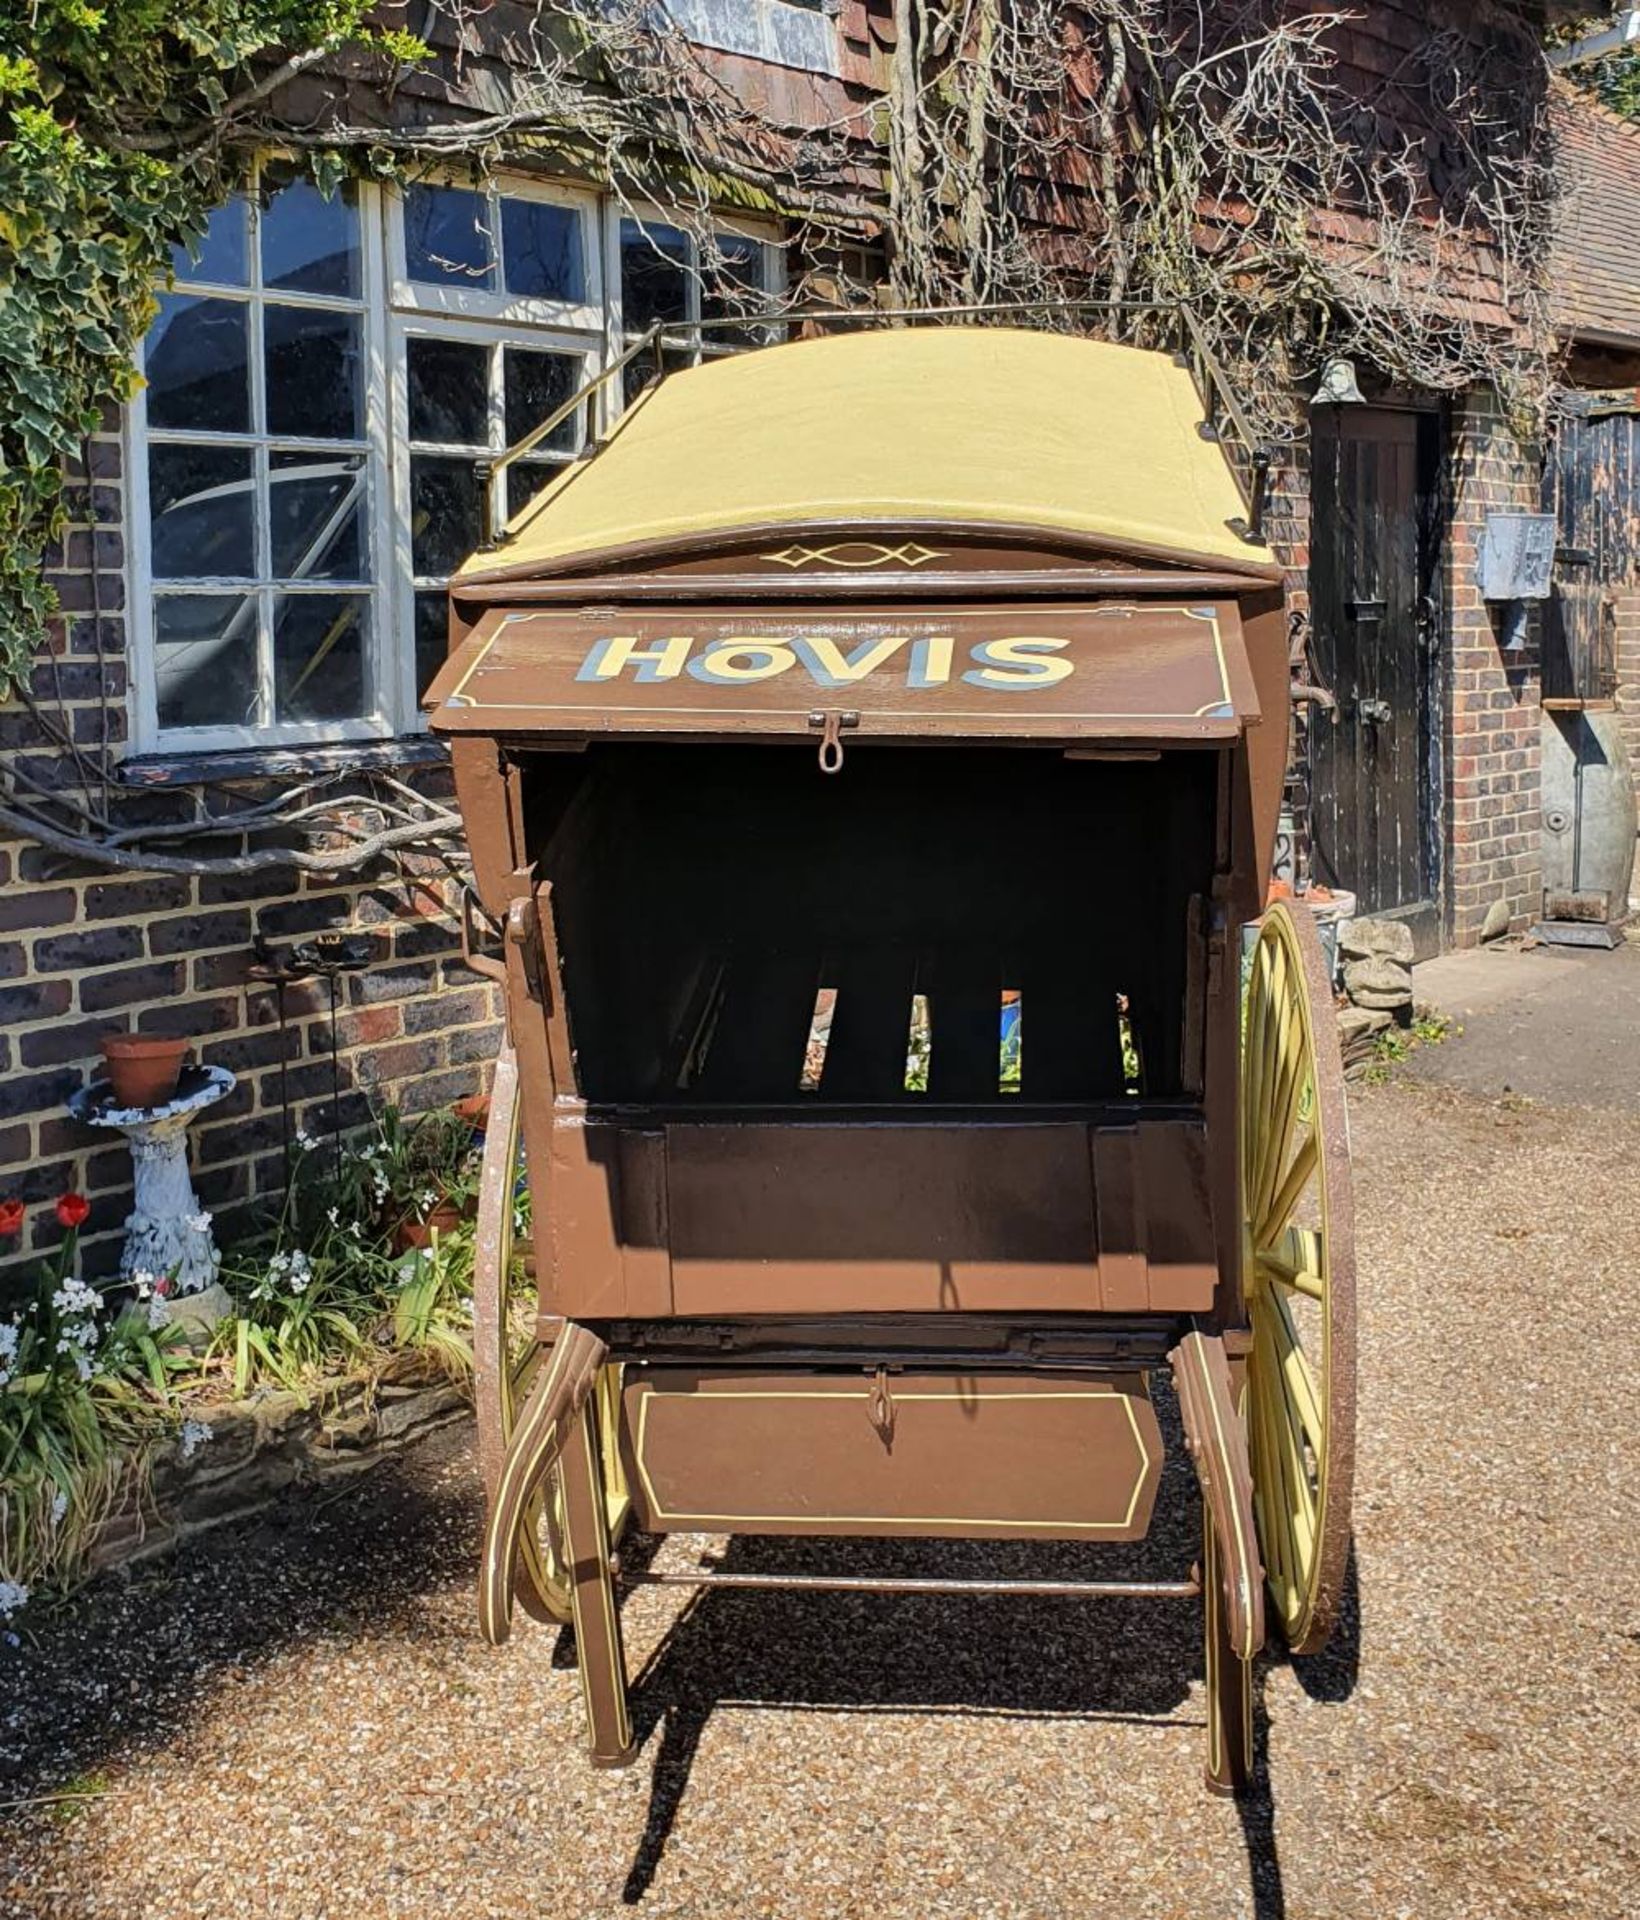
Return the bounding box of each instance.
[524,744,1218,1109]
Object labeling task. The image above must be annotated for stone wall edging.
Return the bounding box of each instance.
[89,1356,472,1576]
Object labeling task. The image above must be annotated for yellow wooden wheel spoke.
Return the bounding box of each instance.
[1257,1227,1325,1299]
[1240,903,1355,1655]
[1266,1287,1324,1451]
[1257,1128,1318,1251]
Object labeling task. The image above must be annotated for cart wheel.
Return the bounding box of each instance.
[473,1038,631,1626]
[1239,901,1357,1655]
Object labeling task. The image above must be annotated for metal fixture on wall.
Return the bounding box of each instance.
[1310,357,1366,407]
[248,930,380,1188]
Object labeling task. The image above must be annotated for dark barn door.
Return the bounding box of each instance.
[1308,406,1442,946]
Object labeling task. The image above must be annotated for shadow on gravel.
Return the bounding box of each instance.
[611,1418,1294,1918]
[1290,1543,1363,1705]
[0,1423,478,1809]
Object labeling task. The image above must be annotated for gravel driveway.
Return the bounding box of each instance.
[3,1075,1638,1920]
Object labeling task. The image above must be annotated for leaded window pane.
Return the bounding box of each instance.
[501,199,586,302]
[170,199,249,287]
[503,348,579,451]
[408,336,490,445]
[405,185,496,290]
[505,460,564,521]
[415,589,449,699]
[146,295,250,434]
[702,234,765,323]
[410,456,485,577]
[148,444,254,580]
[264,305,364,439]
[154,593,259,729]
[261,176,361,298]
[621,219,689,329]
[273,592,369,722]
[269,451,368,580]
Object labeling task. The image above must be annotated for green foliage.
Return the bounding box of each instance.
[1549,15,1640,119]
[212,1106,482,1395]
[1360,1008,1455,1084]
[0,0,422,697]
[0,1215,198,1608]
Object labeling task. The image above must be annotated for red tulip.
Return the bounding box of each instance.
[0,1199,23,1238]
[54,1193,90,1230]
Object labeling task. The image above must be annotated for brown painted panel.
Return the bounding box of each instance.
[1092,1127,1148,1311]
[615,1129,672,1316]
[1137,1119,1220,1308]
[426,601,1254,744]
[544,1109,628,1318]
[620,1368,1164,1540]
[663,1122,1102,1315]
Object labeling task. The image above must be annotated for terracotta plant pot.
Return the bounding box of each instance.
[101,1034,190,1110]
[391,1201,464,1252]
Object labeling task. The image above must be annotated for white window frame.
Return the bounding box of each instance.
[387,307,602,716]
[387,174,605,333]
[128,174,397,756]
[129,174,782,756]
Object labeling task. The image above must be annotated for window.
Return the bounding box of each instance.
[666,0,840,77]
[399,326,592,696]
[133,173,381,744]
[129,176,781,753]
[618,217,777,403]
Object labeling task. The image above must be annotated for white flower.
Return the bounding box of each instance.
[179,1419,214,1461]
[51,1278,101,1319]
[294,1128,317,1152]
[286,1251,313,1296]
[326,1206,340,1227]
[130,1269,157,1299]
[417,1188,438,1214]
[50,1492,68,1524]
[269,1251,291,1275]
[0,1580,30,1620]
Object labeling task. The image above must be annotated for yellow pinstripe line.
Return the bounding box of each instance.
[630,1387,1154,1533]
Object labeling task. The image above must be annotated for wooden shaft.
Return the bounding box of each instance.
[1202,1500,1254,1796]
[1171,1328,1265,1662]
[477,1322,608,1645]
[560,1396,637,1768]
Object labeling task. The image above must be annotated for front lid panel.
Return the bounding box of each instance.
[426,599,1257,743]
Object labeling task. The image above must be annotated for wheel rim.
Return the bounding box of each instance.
[473,1041,630,1627]
[1239,901,1356,1654]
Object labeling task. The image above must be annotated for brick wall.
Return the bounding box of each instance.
[0,424,501,1289]
[1445,386,1545,944]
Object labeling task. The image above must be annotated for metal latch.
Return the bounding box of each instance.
[808,709,859,774]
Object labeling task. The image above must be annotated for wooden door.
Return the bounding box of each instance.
[1308,407,1442,943]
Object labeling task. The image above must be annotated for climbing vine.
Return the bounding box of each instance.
[0,1,426,700]
[1,0,1568,882]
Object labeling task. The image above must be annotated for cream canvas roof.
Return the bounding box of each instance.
[460,327,1269,580]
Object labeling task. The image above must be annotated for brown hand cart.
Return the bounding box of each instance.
[427,320,1355,1793]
